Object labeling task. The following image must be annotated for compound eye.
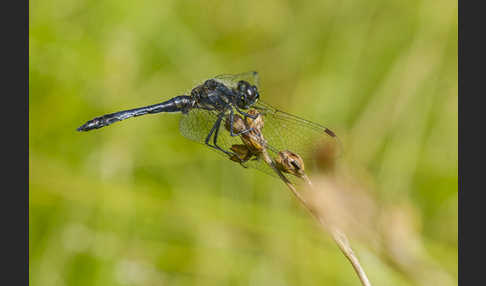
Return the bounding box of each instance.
[249,86,259,99]
[237,80,249,92]
[238,94,246,104]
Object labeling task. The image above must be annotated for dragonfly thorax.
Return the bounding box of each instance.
[190,79,260,112]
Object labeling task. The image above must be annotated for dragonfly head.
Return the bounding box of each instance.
[235,80,259,109]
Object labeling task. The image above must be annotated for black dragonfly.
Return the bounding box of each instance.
[77,72,341,179]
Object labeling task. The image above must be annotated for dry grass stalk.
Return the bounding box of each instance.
[227,110,372,286]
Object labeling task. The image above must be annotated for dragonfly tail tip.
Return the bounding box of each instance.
[76,124,89,132]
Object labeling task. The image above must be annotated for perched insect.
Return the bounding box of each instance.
[78,72,341,179]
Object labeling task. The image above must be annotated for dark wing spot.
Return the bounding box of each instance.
[324,128,336,137]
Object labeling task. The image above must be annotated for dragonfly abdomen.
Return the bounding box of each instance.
[77,96,194,131]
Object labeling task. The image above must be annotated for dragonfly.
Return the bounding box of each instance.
[77,72,341,180]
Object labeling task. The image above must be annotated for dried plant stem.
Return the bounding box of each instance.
[328,226,372,286]
[261,151,308,203]
[261,150,372,286]
[233,110,371,285]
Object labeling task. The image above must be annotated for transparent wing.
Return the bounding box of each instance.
[252,101,342,173]
[178,108,284,180]
[214,71,260,89]
[178,109,221,144]
[179,101,342,182]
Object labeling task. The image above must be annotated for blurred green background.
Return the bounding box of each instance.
[29,0,457,285]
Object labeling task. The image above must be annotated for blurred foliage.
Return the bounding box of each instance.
[29,0,457,285]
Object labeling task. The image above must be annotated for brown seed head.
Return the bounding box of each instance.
[275,150,306,177]
[245,109,264,130]
[226,110,267,153]
[229,144,253,163]
[225,114,247,134]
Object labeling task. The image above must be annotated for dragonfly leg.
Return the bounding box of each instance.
[235,105,258,119]
[204,114,221,146]
[212,115,240,158]
[204,113,238,158]
[228,108,254,137]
